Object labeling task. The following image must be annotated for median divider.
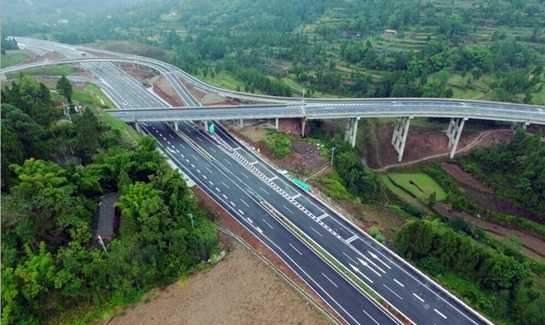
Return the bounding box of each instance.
[259,199,406,325]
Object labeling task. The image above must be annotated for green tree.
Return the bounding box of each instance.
[56,75,73,103]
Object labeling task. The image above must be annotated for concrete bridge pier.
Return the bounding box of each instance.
[344,117,360,147]
[301,118,307,137]
[203,120,208,131]
[134,121,141,134]
[511,121,530,130]
[174,121,179,132]
[391,116,413,162]
[446,117,468,158]
[240,119,244,129]
[276,118,279,130]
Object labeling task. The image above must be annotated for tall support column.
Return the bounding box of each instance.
[240,119,244,129]
[301,118,306,137]
[343,118,360,148]
[391,116,413,162]
[134,121,141,134]
[174,121,179,132]
[511,121,530,130]
[446,117,468,158]
[349,117,360,148]
[203,120,208,131]
[275,118,279,130]
[344,118,351,142]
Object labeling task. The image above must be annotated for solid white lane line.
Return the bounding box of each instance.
[283,205,294,214]
[310,226,323,237]
[289,243,302,255]
[413,293,425,303]
[222,182,230,189]
[238,209,244,215]
[260,187,270,195]
[342,252,358,265]
[383,284,403,300]
[246,218,253,224]
[240,199,249,207]
[322,273,338,288]
[361,309,380,325]
[262,219,274,229]
[394,279,405,287]
[434,309,447,319]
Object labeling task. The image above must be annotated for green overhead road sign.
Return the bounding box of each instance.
[209,124,215,133]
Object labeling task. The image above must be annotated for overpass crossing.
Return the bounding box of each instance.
[5,46,545,161]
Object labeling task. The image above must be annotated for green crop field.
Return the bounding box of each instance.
[387,173,447,202]
[380,175,421,205]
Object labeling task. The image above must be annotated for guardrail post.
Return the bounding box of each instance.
[446,117,468,158]
[391,116,413,162]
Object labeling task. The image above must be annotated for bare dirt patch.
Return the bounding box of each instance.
[103,242,329,325]
[152,75,185,107]
[370,125,514,169]
[231,122,327,175]
[441,163,493,194]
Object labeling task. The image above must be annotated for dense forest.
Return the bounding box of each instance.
[1,77,218,324]
[3,0,544,103]
[396,219,545,325]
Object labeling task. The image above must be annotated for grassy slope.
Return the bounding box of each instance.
[388,172,447,201]
[1,50,29,68]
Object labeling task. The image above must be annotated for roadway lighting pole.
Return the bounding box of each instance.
[330,147,336,166]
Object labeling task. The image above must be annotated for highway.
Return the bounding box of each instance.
[13,39,404,325]
[9,38,502,325]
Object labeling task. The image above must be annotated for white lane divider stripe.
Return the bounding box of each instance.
[322,273,338,288]
[283,205,294,214]
[383,284,403,300]
[310,226,323,237]
[346,234,358,243]
[434,309,447,319]
[342,252,358,265]
[289,243,302,255]
[413,293,425,303]
[262,219,274,229]
[240,199,249,207]
[394,279,405,287]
